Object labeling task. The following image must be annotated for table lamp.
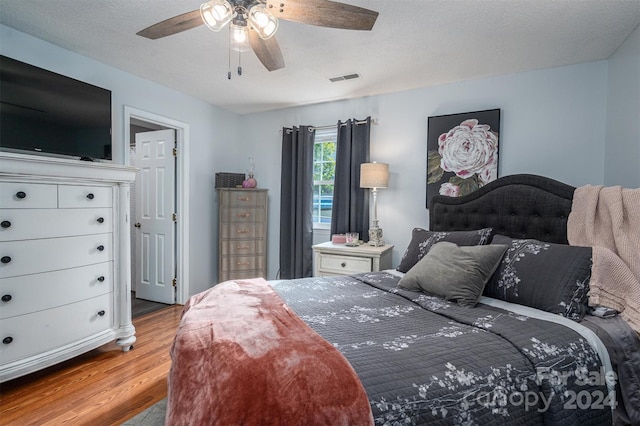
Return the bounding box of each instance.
[360,162,389,246]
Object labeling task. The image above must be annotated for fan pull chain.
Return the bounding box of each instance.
[238,49,242,76]
[228,26,232,80]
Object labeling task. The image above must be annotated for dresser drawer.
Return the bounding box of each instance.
[220,223,265,239]
[219,269,265,282]
[0,234,113,279]
[220,255,264,272]
[220,239,265,256]
[0,294,113,364]
[0,262,113,319]
[0,208,112,242]
[58,185,112,208]
[222,190,268,207]
[318,254,372,274]
[220,207,265,224]
[0,182,57,209]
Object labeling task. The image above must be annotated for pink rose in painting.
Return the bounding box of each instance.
[438,119,498,179]
[439,182,460,197]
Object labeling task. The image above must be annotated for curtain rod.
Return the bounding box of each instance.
[283,118,377,134]
[313,118,377,131]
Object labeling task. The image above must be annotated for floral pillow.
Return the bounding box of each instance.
[396,227,494,273]
[486,235,592,321]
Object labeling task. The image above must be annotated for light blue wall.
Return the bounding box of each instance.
[3,22,636,289]
[605,24,640,188]
[0,24,243,295]
[240,62,609,276]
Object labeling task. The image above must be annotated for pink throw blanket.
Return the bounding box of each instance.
[567,185,640,333]
[166,278,374,425]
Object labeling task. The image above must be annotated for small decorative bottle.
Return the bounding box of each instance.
[242,157,257,188]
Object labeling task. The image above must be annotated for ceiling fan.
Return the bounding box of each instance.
[136,0,379,74]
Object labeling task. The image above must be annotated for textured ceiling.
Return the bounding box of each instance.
[1,0,639,115]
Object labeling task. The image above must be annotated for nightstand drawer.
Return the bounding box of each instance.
[318,254,372,274]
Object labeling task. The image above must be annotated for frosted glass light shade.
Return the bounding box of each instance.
[248,4,279,39]
[360,162,389,189]
[230,23,250,52]
[200,0,235,32]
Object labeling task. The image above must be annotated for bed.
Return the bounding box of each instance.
[166,174,640,425]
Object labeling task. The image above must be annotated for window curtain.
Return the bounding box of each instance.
[330,117,371,241]
[279,125,315,278]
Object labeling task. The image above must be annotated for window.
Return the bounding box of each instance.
[312,128,337,227]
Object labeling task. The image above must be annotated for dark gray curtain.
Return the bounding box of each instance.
[279,126,315,278]
[330,117,371,241]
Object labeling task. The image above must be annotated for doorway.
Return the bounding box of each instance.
[124,106,191,305]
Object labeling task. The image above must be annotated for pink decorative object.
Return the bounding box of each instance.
[332,234,347,244]
[242,174,257,188]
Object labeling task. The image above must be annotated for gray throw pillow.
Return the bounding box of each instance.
[398,241,508,307]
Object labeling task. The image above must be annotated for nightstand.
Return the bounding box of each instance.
[312,242,394,277]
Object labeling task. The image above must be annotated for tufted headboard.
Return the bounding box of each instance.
[429,174,576,244]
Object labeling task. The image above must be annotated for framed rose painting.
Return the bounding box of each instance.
[426,108,500,208]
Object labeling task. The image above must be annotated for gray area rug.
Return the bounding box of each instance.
[121,398,166,425]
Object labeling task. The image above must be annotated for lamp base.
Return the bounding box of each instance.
[368,221,385,247]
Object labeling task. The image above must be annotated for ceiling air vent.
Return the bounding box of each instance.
[329,73,361,82]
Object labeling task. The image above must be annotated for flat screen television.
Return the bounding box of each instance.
[0,55,112,160]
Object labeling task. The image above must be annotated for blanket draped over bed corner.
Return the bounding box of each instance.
[568,184,640,333]
[165,278,374,426]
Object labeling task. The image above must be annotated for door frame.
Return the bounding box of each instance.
[124,106,191,304]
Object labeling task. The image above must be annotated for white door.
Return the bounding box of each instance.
[134,129,176,304]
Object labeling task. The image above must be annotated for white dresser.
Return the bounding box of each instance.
[0,153,137,382]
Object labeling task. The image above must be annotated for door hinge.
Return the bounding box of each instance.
[172,147,177,157]
[172,278,177,287]
[172,213,177,222]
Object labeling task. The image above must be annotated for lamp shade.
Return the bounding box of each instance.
[360,162,389,189]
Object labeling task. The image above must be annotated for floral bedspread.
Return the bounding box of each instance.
[272,272,613,425]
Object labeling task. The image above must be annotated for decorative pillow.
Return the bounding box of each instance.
[486,235,592,321]
[396,228,494,273]
[398,242,509,307]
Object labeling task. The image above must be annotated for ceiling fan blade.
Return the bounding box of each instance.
[266,0,378,31]
[137,10,203,40]
[249,32,285,72]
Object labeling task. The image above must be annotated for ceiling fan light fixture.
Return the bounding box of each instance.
[248,4,279,39]
[200,0,235,32]
[230,23,251,52]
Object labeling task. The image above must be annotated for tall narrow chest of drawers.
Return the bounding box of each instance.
[217,188,268,282]
[0,153,137,382]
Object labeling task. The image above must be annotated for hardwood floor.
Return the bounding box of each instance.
[0,305,183,426]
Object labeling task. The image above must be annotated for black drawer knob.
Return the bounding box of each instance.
[341,262,347,268]
[86,193,95,200]
[3,336,13,345]
[97,310,106,317]
[1,221,11,228]
[97,276,105,282]
[16,191,26,199]
[97,217,104,223]
[1,256,11,264]
[97,245,104,252]
[1,294,12,302]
